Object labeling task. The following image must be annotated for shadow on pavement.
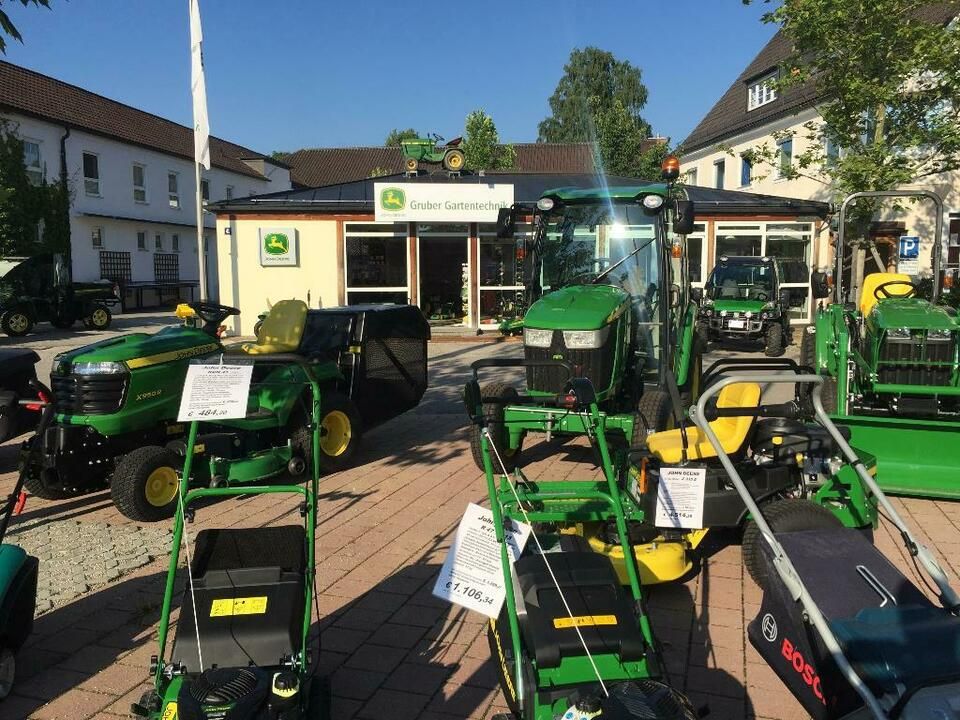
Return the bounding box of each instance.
[0,312,176,347]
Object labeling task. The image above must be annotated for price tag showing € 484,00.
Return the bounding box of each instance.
[177,363,253,422]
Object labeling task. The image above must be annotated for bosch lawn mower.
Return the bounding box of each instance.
[690,371,960,719]
[467,358,699,720]
[131,356,326,720]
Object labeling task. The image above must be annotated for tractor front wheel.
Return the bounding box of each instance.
[764,323,784,357]
[443,149,465,172]
[83,305,112,330]
[742,498,842,590]
[111,446,182,522]
[405,157,419,173]
[1,309,33,338]
[632,390,673,448]
[470,383,522,473]
[293,392,361,473]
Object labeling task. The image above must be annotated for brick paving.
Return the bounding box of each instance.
[0,339,958,719]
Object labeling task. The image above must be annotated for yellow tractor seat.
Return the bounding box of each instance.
[646,382,762,463]
[175,303,197,320]
[240,299,308,355]
[859,272,912,316]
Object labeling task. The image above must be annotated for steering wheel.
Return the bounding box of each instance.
[188,300,240,325]
[874,280,918,300]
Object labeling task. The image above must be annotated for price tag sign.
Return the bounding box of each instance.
[655,466,707,529]
[177,363,253,422]
[432,503,531,618]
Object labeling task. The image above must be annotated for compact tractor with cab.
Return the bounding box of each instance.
[696,255,804,356]
[803,190,960,498]
[472,158,703,473]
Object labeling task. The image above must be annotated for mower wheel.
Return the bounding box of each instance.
[742,498,842,590]
[632,390,673,448]
[292,392,361,473]
[111,446,182,522]
[22,467,79,500]
[470,383,522,473]
[83,305,112,330]
[1,309,33,338]
[0,647,14,700]
[764,323,784,357]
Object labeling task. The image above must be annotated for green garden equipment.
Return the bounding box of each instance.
[803,189,960,498]
[131,354,326,719]
[465,359,698,720]
[400,134,465,173]
[0,349,40,444]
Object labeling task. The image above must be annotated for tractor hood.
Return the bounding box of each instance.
[869,299,959,332]
[55,326,220,369]
[524,285,630,331]
[705,299,768,314]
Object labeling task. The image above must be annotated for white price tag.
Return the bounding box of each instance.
[655,466,707,529]
[176,363,253,422]
[432,503,531,618]
[727,319,746,329]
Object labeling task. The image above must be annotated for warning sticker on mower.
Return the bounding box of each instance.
[161,702,178,720]
[553,614,618,629]
[177,363,253,422]
[655,466,707,529]
[432,502,531,618]
[209,596,268,617]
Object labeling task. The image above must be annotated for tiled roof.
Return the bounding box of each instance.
[0,61,272,180]
[681,3,960,154]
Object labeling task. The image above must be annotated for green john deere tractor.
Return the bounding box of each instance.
[400,134,465,173]
[470,159,702,473]
[803,189,960,498]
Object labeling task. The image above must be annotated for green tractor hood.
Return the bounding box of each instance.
[869,299,959,332]
[705,299,769,315]
[524,285,630,330]
[58,325,219,368]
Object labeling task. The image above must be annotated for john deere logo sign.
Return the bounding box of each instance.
[258,227,298,267]
[380,187,406,211]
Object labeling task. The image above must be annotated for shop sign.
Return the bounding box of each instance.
[374,182,514,222]
[259,228,298,266]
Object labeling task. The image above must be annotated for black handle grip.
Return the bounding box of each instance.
[704,401,802,421]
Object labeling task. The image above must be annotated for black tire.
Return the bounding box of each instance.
[111,446,183,522]
[764,322,784,357]
[405,157,418,173]
[22,467,79,500]
[302,391,361,473]
[632,389,673,448]
[443,149,465,172]
[799,325,816,369]
[470,383,522,473]
[84,305,112,330]
[742,498,843,590]
[1,309,33,338]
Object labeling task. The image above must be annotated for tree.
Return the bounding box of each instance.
[538,47,650,143]
[591,98,668,179]
[384,128,420,146]
[461,110,515,171]
[0,0,50,53]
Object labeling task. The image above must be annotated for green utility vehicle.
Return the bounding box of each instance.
[471,158,702,471]
[804,189,960,498]
[400,134,465,173]
[0,254,119,337]
[696,255,802,356]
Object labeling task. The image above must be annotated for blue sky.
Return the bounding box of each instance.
[5,1,774,154]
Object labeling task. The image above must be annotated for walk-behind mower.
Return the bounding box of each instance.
[473,157,702,473]
[804,189,960,498]
[465,358,698,720]
[690,371,960,720]
[131,354,326,720]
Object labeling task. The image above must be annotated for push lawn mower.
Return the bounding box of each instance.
[131,353,325,719]
[466,358,698,720]
[691,371,960,719]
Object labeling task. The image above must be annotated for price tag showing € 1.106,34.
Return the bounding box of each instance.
[176,363,254,422]
[432,503,531,618]
[655,465,707,529]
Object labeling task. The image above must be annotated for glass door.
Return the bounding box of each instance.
[417,223,470,327]
[477,222,530,329]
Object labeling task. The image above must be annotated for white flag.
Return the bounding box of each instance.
[190,0,210,170]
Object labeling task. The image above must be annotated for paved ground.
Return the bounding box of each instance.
[0,329,958,719]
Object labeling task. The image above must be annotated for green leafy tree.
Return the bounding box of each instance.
[461,110,515,171]
[0,0,50,53]
[538,47,650,143]
[591,98,668,179]
[384,128,420,146]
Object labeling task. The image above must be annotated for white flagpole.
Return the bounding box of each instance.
[190,0,211,299]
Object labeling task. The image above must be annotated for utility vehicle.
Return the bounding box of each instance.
[132,354,327,719]
[804,190,960,498]
[0,253,119,337]
[472,157,702,472]
[0,349,40,444]
[400,134,465,173]
[466,359,697,720]
[697,255,803,356]
[691,371,960,720]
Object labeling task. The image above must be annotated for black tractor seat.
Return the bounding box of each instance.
[750,418,852,459]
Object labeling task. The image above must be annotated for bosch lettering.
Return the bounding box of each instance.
[781,637,826,705]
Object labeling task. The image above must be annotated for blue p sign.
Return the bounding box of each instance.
[899,236,920,259]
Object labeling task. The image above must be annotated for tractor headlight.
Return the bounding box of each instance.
[640,194,665,210]
[745,311,753,319]
[928,329,953,341]
[563,327,611,349]
[72,361,127,375]
[720,310,728,318]
[886,327,911,340]
[524,327,554,348]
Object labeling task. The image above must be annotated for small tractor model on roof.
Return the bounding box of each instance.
[697,255,803,356]
[400,133,465,173]
[804,189,960,498]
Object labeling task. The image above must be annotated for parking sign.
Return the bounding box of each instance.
[898,235,920,274]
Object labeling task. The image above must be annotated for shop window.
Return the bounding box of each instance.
[478,222,531,325]
[344,222,409,305]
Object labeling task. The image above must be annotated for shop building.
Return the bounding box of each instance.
[212,172,828,336]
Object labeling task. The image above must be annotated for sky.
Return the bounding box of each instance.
[4,1,775,154]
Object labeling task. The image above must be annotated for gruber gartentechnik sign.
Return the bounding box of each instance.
[258,228,299,267]
[374,182,514,222]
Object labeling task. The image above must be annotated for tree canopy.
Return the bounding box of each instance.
[384,128,420,146]
[461,110,515,171]
[0,0,50,53]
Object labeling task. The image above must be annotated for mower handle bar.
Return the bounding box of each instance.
[702,401,802,421]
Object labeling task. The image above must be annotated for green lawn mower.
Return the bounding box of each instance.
[696,255,805,356]
[804,189,960,498]
[465,359,698,720]
[131,373,326,720]
[473,159,703,473]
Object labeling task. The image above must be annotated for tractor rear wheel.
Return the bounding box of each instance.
[111,446,182,522]
[632,390,673,449]
[293,391,361,474]
[470,383,522,473]
[764,323,784,357]
[443,149,465,172]
[742,498,842,590]
[83,305,112,330]
[1,309,33,338]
